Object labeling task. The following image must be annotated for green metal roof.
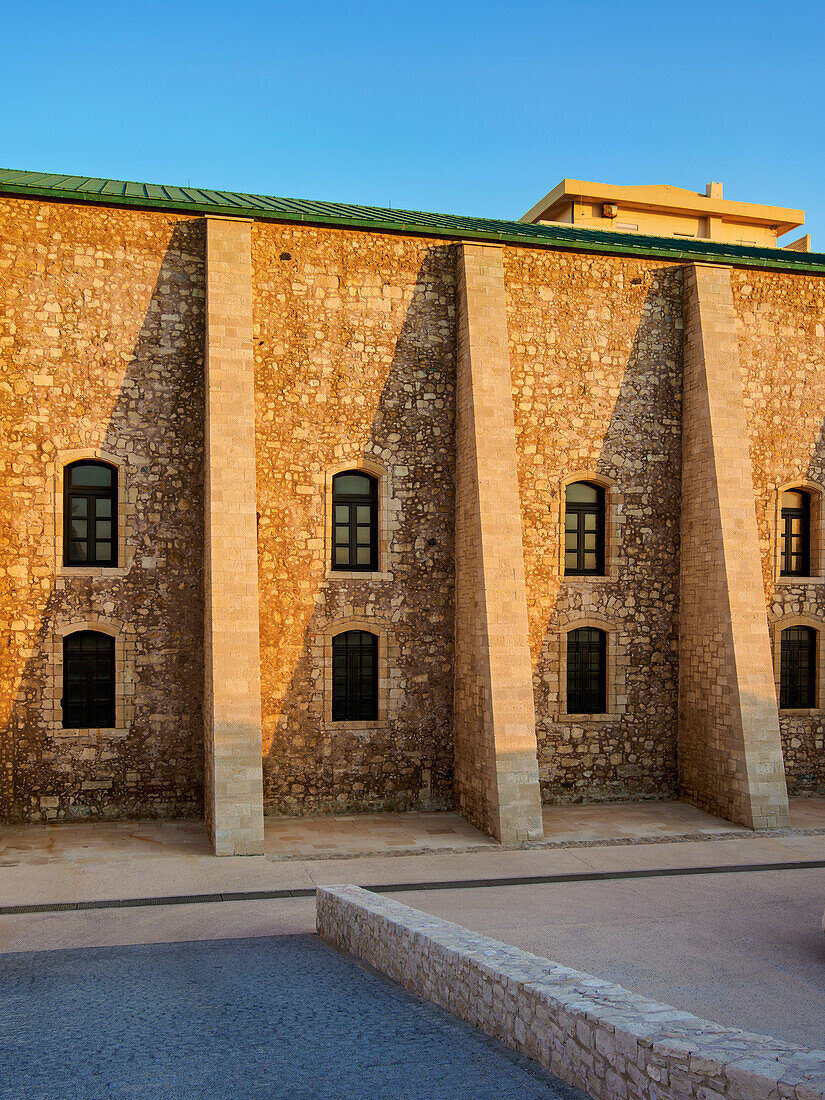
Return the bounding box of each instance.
[1,167,824,276]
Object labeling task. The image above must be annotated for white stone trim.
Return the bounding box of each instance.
[772,477,825,585]
[557,470,622,583]
[47,447,133,577]
[556,616,627,721]
[770,612,825,714]
[45,616,135,736]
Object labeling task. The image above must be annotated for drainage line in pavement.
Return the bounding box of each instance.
[1,858,823,916]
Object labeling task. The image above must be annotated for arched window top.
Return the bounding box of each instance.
[64,461,118,567]
[333,471,376,497]
[782,487,810,510]
[63,630,116,729]
[66,460,115,489]
[332,630,378,721]
[566,480,603,506]
[332,470,378,571]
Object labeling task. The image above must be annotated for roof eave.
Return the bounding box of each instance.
[2,177,825,277]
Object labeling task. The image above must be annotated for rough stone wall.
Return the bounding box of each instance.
[0,197,205,822]
[252,223,456,815]
[504,248,683,804]
[733,267,825,794]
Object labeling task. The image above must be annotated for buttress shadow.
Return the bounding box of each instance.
[2,220,205,825]
[258,243,456,818]
[531,270,683,808]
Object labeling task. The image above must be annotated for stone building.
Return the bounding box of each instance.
[0,168,822,855]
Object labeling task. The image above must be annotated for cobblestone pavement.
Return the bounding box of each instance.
[0,934,587,1100]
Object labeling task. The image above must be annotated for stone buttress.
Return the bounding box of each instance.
[453,242,544,843]
[679,263,790,828]
[203,216,266,854]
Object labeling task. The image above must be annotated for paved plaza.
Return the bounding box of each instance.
[5,797,816,867]
[0,800,823,1097]
[0,934,586,1100]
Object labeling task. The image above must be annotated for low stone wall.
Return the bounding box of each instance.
[317,885,825,1100]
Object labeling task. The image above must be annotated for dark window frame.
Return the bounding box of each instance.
[63,460,118,568]
[332,630,379,721]
[564,481,606,576]
[780,489,811,577]
[331,471,378,572]
[62,630,116,729]
[780,625,817,709]
[566,627,607,715]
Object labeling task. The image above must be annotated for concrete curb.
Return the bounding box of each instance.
[317,884,825,1100]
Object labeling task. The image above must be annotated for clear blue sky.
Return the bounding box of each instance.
[2,0,823,246]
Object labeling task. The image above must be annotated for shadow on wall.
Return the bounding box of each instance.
[526,270,683,806]
[0,220,206,824]
[771,361,825,795]
[254,241,457,817]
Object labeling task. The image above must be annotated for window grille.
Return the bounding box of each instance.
[780,626,816,709]
[62,631,116,729]
[567,627,607,714]
[332,631,378,721]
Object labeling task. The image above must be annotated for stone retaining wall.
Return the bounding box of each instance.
[317,885,825,1100]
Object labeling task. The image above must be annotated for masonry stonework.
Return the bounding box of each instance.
[252,223,456,816]
[0,175,823,849]
[318,886,825,1100]
[453,242,543,843]
[506,248,683,804]
[203,216,265,855]
[731,268,825,794]
[0,197,205,823]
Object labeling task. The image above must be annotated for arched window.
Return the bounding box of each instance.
[332,471,377,571]
[62,631,116,729]
[564,481,605,575]
[780,626,816,709]
[780,489,811,576]
[64,461,117,567]
[332,630,378,720]
[567,627,607,714]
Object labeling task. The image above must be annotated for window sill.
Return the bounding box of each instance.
[778,708,823,717]
[562,574,617,584]
[775,575,825,585]
[57,566,130,578]
[555,712,616,723]
[53,726,129,737]
[326,720,388,732]
[324,571,393,583]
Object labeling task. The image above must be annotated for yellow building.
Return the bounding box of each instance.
[522,178,810,251]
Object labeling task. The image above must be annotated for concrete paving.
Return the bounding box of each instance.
[0,934,587,1100]
[388,867,825,1051]
[2,797,822,870]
